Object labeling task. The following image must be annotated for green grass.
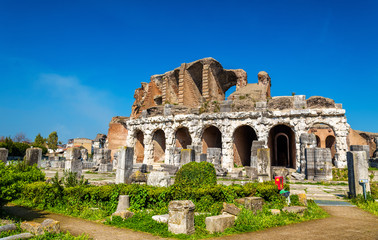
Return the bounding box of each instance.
[332,168,348,181]
[105,200,328,239]
[289,181,347,186]
[349,182,378,216]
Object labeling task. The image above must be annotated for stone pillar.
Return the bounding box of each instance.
[350,145,370,160]
[313,148,333,181]
[116,195,130,212]
[168,200,195,234]
[93,148,111,164]
[300,133,317,174]
[116,147,134,184]
[257,148,271,182]
[305,148,315,180]
[347,151,371,197]
[187,145,201,162]
[65,147,82,178]
[25,147,42,166]
[0,148,8,163]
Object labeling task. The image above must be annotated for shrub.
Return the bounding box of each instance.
[174,162,217,188]
[0,161,45,207]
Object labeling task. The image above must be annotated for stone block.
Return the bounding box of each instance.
[271,167,289,180]
[291,172,305,180]
[215,167,228,177]
[116,195,130,212]
[98,163,113,173]
[245,166,258,180]
[82,161,95,169]
[40,219,60,234]
[181,149,195,165]
[305,148,315,180]
[111,210,134,220]
[0,148,8,163]
[116,147,134,184]
[221,203,241,216]
[152,214,169,223]
[65,147,81,160]
[313,148,333,181]
[147,171,171,187]
[164,104,172,116]
[1,233,34,239]
[205,214,235,233]
[300,133,317,174]
[173,154,181,166]
[244,197,264,214]
[161,164,179,175]
[220,100,233,112]
[0,224,17,233]
[347,151,371,197]
[168,200,195,234]
[294,95,306,109]
[93,148,111,164]
[129,170,147,183]
[257,148,271,180]
[207,148,222,166]
[65,159,83,178]
[270,209,281,215]
[297,193,307,206]
[282,206,307,216]
[25,148,42,166]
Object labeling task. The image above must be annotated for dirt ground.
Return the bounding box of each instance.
[3,204,377,240]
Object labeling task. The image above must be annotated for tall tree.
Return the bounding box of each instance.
[47,131,59,151]
[34,133,45,146]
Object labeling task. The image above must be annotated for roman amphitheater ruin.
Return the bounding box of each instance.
[107,58,374,180]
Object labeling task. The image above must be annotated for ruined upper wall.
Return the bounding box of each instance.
[130,58,247,118]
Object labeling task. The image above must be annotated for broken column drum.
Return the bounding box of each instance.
[168,200,195,234]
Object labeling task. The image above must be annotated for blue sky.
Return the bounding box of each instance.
[0,0,377,143]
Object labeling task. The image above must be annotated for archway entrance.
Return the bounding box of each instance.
[309,123,336,164]
[268,125,296,168]
[202,126,222,153]
[153,129,166,163]
[135,130,144,163]
[233,125,257,166]
[175,127,192,149]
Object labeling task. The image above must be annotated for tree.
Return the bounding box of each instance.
[13,132,30,143]
[47,131,59,151]
[34,133,46,146]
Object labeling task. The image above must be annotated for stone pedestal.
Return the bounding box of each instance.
[306,147,332,181]
[347,151,371,197]
[168,200,195,235]
[350,145,370,160]
[205,214,235,233]
[25,148,42,166]
[300,133,317,174]
[65,159,82,178]
[244,197,264,214]
[115,195,130,212]
[65,148,81,160]
[0,148,8,163]
[115,147,134,184]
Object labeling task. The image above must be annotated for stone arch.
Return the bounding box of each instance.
[152,129,166,163]
[268,124,296,168]
[326,135,336,164]
[134,129,144,163]
[233,125,258,166]
[175,127,192,149]
[201,125,222,153]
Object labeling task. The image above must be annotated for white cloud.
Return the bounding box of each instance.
[38,73,114,126]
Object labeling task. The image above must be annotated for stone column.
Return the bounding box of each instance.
[80,149,88,161]
[347,151,371,197]
[168,200,195,234]
[25,147,42,166]
[350,145,370,160]
[300,133,317,174]
[65,147,82,178]
[116,147,134,184]
[180,149,195,165]
[0,148,8,163]
[313,148,333,181]
[305,148,315,180]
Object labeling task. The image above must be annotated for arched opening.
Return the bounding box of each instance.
[316,135,321,147]
[175,127,192,149]
[153,129,166,163]
[326,135,336,164]
[233,125,257,166]
[268,124,296,168]
[202,126,222,154]
[135,130,144,163]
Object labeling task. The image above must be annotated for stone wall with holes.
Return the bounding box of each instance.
[123,107,349,171]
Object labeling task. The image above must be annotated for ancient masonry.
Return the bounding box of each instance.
[108,58,350,178]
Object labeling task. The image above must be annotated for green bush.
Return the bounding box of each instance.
[174,162,217,188]
[0,161,45,207]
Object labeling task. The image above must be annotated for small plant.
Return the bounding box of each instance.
[291,92,296,96]
[239,95,246,100]
[62,170,88,187]
[174,162,217,188]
